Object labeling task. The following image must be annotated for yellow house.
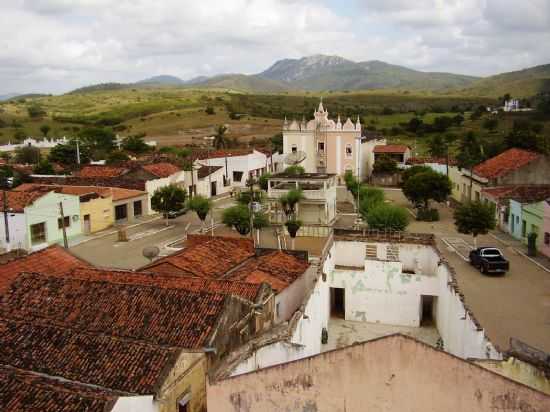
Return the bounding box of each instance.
[15,184,115,234]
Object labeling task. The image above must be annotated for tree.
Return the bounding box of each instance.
[106,150,130,165]
[122,134,151,154]
[285,218,302,249]
[402,170,451,216]
[364,204,409,231]
[505,119,541,152]
[27,105,46,118]
[284,165,305,175]
[456,132,484,201]
[15,146,41,164]
[270,132,283,153]
[187,195,212,231]
[253,211,269,246]
[222,205,251,236]
[48,141,91,166]
[205,106,215,115]
[33,159,55,175]
[279,189,304,220]
[358,186,385,216]
[401,165,431,187]
[407,117,423,134]
[78,127,116,154]
[453,201,496,248]
[258,173,272,191]
[344,170,360,198]
[452,114,465,126]
[428,135,448,158]
[40,124,51,138]
[151,185,187,226]
[213,125,228,149]
[373,155,398,174]
[433,116,454,133]
[13,129,26,142]
[482,118,499,132]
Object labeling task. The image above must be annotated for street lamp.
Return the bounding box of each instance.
[204,136,215,237]
[2,175,14,251]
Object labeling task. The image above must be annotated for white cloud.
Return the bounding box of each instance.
[0,0,549,93]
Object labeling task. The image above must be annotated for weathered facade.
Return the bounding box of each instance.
[207,334,550,412]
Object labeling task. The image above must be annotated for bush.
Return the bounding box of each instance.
[365,204,409,231]
[205,106,215,115]
[358,186,385,215]
[416,208,440,222]
[284,165,305,175]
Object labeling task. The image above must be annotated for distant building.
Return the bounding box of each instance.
[283,101,384,181]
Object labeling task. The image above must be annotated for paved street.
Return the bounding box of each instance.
[385,189,550,353]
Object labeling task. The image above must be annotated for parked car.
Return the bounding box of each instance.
[164,208,187,219]
[469,247,509,275]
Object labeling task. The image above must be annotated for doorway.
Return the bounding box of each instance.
[420,295,436,326]
[83,214,91,234]
[115,204,128,221]
[211,181,217,197]
[330,287,345,318]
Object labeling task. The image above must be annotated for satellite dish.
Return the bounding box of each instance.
[142,246,160,262]
[285,150,307,166]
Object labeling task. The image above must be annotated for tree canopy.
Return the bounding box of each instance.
[15,146,41,164]
[187,195,212,222]
[402,170,451,211]
[222,204,252,236]
[48,141,91,166]
[365,204,409,231]
[283,165,305,176]
[151,185,187,225]
[453,201,496,244]
[122,134,152,154]
[33,160,55,175]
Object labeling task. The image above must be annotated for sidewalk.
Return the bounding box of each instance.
[490,230,550,273]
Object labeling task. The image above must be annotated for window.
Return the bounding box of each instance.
[133,200,142,217]
[317,142,325,153]
[57,216,70,229]
[177,393,191,412]
[291,145,297,153]
[345,144,352,158]
[276,303,280,318]
[544,232,550,245]
[233,171,244,182]
[30,222,46,245]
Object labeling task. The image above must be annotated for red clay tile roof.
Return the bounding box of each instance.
[192,149,254,160]
[76,165,128,178]
[0,365,117,412]
[14,183,111,198]
[407,157,458,166]
[226,251,309,292]
[0,245,91,294]
[0,190,45,212]
[1,272,227,349]
[68,267,263,301]
[141,162,181,178]
[144,236,255,278]
[482,185,550,204]
[110,187,147,201]
[0,317,179,395]
[373,144,409,154]
[473,148,541,179]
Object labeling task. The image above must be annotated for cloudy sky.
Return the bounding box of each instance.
[2,0,550,94]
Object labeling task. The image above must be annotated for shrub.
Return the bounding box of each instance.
[416,208,440,222]
[358,186,385,215]
[365,204,409,231]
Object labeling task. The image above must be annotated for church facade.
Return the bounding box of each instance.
[282,101,371,180]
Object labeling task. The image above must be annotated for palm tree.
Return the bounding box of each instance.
[279,188,304,249]
[213,125,228,150]
[187,195,212,232]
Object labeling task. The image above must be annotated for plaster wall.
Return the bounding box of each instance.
[275,265,316,324]
[0,212,27,251]
[523,201,544,249]
[207,335,550,412]
[283,131,316,173]
[203,151,268,187]
[541,201,550,258]
[508,199,525,240]
[111,396,157,412]
[79,195,114,233]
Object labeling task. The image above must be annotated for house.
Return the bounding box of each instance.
[195,165,227,198]
[542,199,550,259]
[206,334,550,412]
[522,201,545,250]
[266,172,337,236]
[373,144,412,166]
[0,267,270,412]
[283,101,369,179]
[0,189,81,251]
[0,244,91,295]
[455,148,550,203]
[14,183,149,228]
[192,149,273,188]
[480,185,550,232]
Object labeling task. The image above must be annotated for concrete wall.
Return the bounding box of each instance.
[0,212,27,251]
[24,191,81,251]
[203,151,269,188]
[523,201,544,249]
[113,195,148,223]
[79,195,114,233]
[542,201,550,258]
[508,199,524,240]
[229,274,330,377]
[197,168,230,199]
[207,335,550,412]
[497,156,550,186]
[474,357,550,395]
[283,131,317,173]
[111,396,157,412]
[275,265,316,324]
[328,239,500,360]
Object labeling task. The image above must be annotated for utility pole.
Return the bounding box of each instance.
[3,189,10,250]
[204,136,215,236]
[59,202,69,249]
[76,138,81,165]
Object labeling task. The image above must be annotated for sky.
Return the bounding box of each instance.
[1,0,550,94]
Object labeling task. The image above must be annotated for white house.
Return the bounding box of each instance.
[0,189,82,252]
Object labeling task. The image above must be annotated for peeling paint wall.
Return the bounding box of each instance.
[207,335,550,412]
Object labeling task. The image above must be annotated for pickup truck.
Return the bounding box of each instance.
[468,247,509,275]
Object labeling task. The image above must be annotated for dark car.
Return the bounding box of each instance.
[469,247,509,275]
[164,208,187,219]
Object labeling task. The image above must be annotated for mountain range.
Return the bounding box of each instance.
[66,54,550,97]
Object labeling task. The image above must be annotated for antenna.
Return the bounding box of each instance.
[284,150,307,166]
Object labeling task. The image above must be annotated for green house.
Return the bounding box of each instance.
[522,201,544,251]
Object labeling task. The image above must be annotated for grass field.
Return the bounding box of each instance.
[0,87,546,157]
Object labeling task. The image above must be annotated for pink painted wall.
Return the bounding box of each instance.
[207,335,549,412]
[541,200,550,258]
